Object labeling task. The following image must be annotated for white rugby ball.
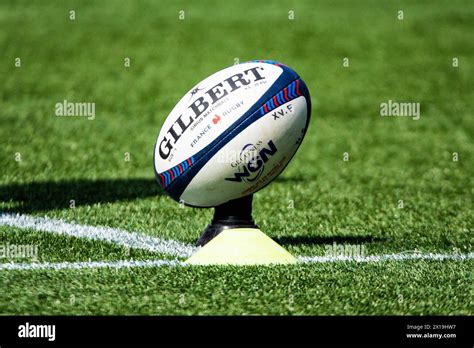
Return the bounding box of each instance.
[153,60,311,207]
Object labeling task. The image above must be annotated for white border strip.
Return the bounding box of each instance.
[298,252,474,263]
[0,259,184,271]
[0,213,198,258]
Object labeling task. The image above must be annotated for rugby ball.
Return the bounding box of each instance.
[153,60,311,207]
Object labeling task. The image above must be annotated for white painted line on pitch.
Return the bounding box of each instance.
[298,252,474,263]
[0,252,472,271]
[0,259,185,271]
[0,212,198,258]
[1,252,472,271]
[1,212,472,270]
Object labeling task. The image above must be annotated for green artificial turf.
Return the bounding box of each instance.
[0,0,472,315]
[1,261,472,315]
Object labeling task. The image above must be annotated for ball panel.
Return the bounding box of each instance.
[181,95,309,207]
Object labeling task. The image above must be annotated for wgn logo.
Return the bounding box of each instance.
[225,140,277,183]
[18,322,56,342]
